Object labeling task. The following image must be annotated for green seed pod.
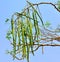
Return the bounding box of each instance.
[11,18,16,59]
[17,19,21,50]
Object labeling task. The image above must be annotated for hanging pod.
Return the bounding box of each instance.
[25,9,34,55]
[24,19,30,62]
[32,10,37,40]
[27,1,44,26]
[11,18,16,59]
[17,19,21,50]
[25,34,29,62]
[20,20,26,58]
[34,11,40,41]
[32,9,41,44]
[28,21,34,55]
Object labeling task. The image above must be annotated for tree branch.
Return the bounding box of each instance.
[23,1,60,12]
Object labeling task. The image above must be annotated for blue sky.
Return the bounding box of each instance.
[0,0,60,62]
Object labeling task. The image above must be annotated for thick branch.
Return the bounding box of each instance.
[23,1,60,12]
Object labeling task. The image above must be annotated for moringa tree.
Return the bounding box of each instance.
[6,0,60,62]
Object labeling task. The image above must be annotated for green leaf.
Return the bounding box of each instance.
[45,21,51,27]
[6,30,12,40]
[6,35,11,40]
[57,0,60,9]
[5,18,9,22]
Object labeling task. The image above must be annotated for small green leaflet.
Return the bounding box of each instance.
[5,18,9,22]
[45,21,51,28]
